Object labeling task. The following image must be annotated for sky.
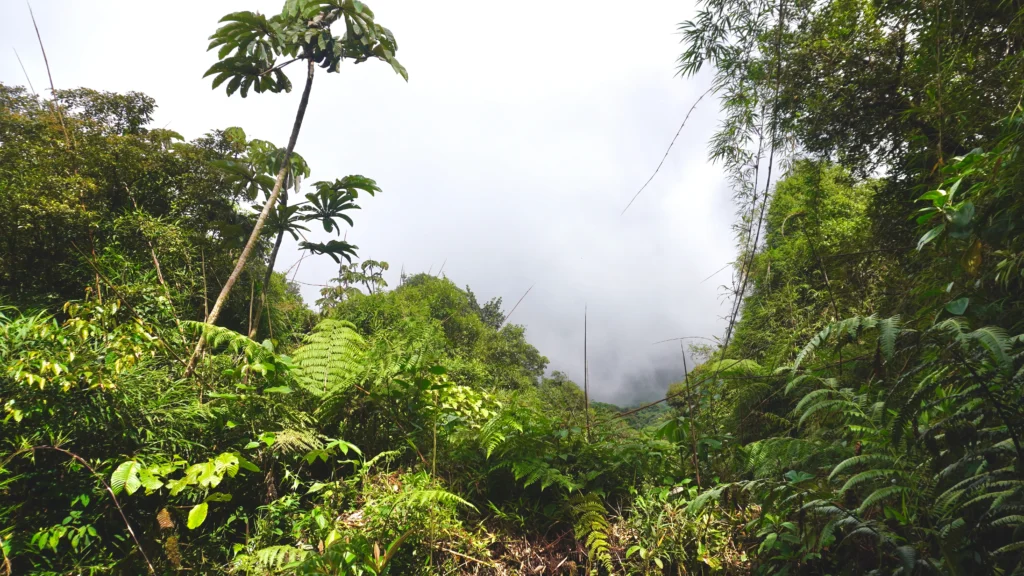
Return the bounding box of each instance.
[1,1,737,405]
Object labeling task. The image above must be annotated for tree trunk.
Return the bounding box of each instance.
[250,198,287,339]
[185,60,315,376]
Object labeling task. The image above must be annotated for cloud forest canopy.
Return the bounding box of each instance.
[1,0,1024,574]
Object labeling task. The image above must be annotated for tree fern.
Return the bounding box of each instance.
[291,319,366,396]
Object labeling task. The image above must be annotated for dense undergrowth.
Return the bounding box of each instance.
[2,0,1024,574]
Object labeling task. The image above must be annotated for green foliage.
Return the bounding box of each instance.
[205,0,407,97]
[5,0,1024,573]
[0,84,255,328]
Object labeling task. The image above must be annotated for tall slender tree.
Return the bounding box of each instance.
[186,0,407,373]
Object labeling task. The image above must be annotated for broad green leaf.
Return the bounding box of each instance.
[111,461,142,496]
[945,297,969,316]
[187,502,208,530]
[917,224,945,251]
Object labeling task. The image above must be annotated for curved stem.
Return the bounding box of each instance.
[186,59,316,376]
[250,223,286,340]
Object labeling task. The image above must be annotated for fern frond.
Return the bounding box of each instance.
[966,326,1012,375]
[401,489,477,512]
[784,373,814,395]
[184,321,271,362]
[273,428,322,456]
[857,485,907,514]
[248,545,310,572]
[839,469,895,493]
[829,454,896,481]
[877,316,901,360]
[478,409,526,458]
[798,398,860,426]
[987,515,1024,529]
[745,438,825,478]
[292,319,366,397]
[793,387,840,414]
[362,450,400,473]
[495,459,578,492]
[994,541,1024,556]
[569,493,613,573]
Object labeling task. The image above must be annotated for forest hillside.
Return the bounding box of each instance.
[2,0,1024,574]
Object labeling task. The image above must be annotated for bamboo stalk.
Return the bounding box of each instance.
[584,306,591,442]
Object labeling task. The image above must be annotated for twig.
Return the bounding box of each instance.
[822,248,901,260]
[260,56,301,76]
[701,262,733,284]
[201,247,209,318]
[610,360,746,420]
[442,548,495,568]
[621,86,713,215]
[500,284,534,327]
[247,278,255,337]
[652,335,717,345]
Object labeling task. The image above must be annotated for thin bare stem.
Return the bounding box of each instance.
[681,341,702,487]
[12,48,37,95]
[621,86,713,215]
[500,284,534,327]
[201,247,209,319]
[27,2,70,148]
[584,305,591,442]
